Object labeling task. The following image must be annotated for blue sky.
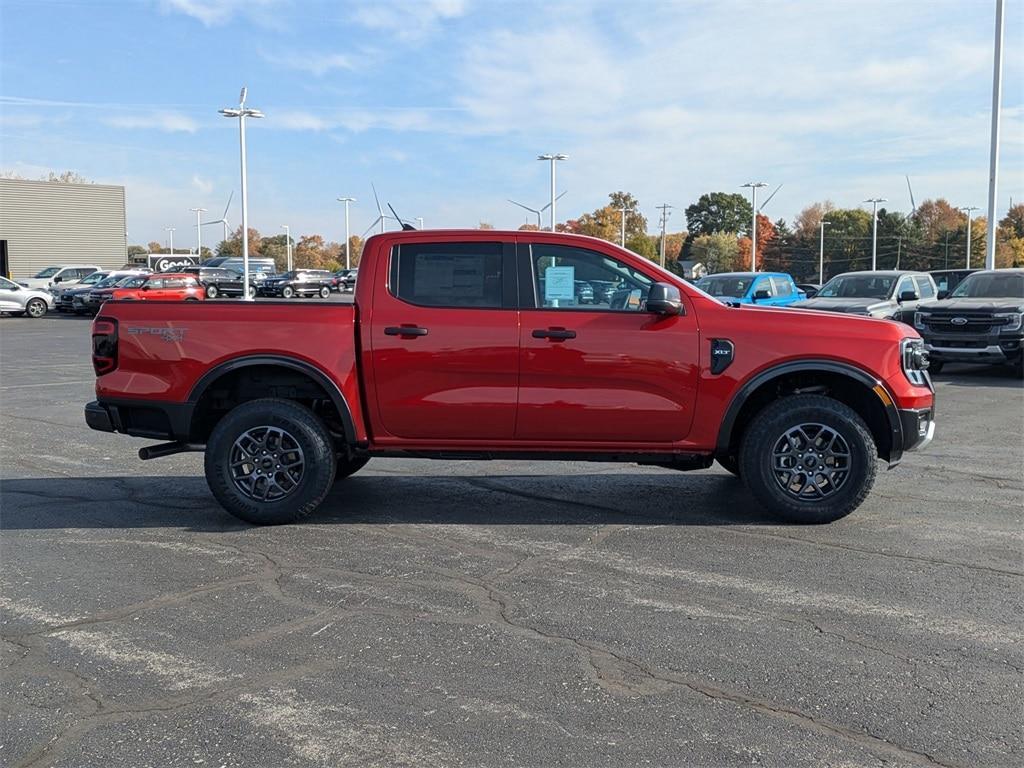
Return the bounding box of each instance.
[1,0,1022,249]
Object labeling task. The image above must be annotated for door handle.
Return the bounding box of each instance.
[532,328,576,340]
[385,325,429,337]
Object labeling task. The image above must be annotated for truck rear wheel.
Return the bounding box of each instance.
[204,398,336,525]
[739,394,877,524]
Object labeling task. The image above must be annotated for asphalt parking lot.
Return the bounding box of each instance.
[1,311,1021,768]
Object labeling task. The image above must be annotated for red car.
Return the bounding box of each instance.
[111,273,205,302]
[86,230,935,525]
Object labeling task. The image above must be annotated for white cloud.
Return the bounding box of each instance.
[103,112,199,133]
[159,0,278,27]
[351,0,467,41]
[261,51,353,76]
[191,175,214,195]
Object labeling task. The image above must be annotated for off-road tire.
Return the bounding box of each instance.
[334,455,369,481]
[739,394,877,524]
[205,398,337,525]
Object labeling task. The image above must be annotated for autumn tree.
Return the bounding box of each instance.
[912,199,965,243]
[997,204,1024,268]
[793,200,837,241]
[736,214,776,269]
[216,227,262,258]
[294,234,329,269]
[572,192,650,244]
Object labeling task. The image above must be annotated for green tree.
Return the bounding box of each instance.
[690,232,741,273]
[626,233,657,260]
[127,245,148,258]
[682,192,753,258]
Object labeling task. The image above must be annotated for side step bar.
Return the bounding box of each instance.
[139,441,205,460]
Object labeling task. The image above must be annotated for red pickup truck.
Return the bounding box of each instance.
[85,231,935,525]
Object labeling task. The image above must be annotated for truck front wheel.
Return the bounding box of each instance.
[204,398,337,525]
[739,394,877,524]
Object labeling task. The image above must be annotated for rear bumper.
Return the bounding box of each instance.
[85,399,194,441]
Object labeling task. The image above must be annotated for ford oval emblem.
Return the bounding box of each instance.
[951,317,968,325]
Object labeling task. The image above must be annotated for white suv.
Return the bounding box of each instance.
[17,265,101,290]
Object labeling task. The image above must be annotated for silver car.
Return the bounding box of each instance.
[0,276,55,318]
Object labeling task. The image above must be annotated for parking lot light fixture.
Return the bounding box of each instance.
[190,208,207,260]
[741,182,768,270]
[864,198,886,270]
[280,224,292,271]
[220,87,264,301]
[337,197,356,269]
[960,206,979,268]
[165,227,175,256]
[537,154,568,231]
[819,219,831,284]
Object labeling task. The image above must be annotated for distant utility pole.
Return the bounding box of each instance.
[190,207,206,259]
[166,227,175,255]
[864,198,886,270]
[618,207,630,247]
[280,224,292,271]
[986,0,1005,270]
[819,219,831,284]
[961,206,979,268]
[337,197,356,269]
[537,153,568,231]
[741,182,768,270]
[656,203,673,267]
[896,236,902,270]
[944,232,951,269]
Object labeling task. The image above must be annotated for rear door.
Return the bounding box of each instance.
[516,240,699,443]
[368,238,520,441]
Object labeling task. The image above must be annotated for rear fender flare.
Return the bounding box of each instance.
[187,355,356,444]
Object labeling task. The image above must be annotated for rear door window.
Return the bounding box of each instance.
[770,276,792,296]
[391,242,506,308]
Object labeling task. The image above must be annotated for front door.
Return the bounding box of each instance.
[516,242,699,444]
[368,239,519,441]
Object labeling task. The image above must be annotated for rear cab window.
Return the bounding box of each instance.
[390,242,509,308]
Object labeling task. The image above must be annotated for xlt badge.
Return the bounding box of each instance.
[710,339,735,375]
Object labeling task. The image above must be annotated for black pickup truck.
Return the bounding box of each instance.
[913,269,1024,375]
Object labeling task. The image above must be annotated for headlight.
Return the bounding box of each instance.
[913,312,929,331]
[995,312,1022,332]
[901,337,930,385]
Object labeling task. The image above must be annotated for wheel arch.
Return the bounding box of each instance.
[187,355,356,447]
[716,360,903,465]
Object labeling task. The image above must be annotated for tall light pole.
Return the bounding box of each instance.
[741,182,768,270]
[165,227,175,256]
[819,219,831,284]
[537,153,567,231]
[337,197,356,269]
[190,207,206,259]
[960,206,979,268]
[220,87,264,301]
[618,206,630,247]
[864,198,887,270]
[656,203,673,268]
[280,225,292,271]
[986,0,1005,270]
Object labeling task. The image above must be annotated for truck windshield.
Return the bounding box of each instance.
[694,276,751,298]
[817,275,894,299]
[33,267,60,278]
[951,272,1024,299]
[81,272,108,284]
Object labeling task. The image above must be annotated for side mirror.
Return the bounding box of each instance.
[53,276,63,283]
[898,290,919,303]
[753,289,771,301]
[141,284,151,291]
[646,282,684,316]
[937,290,949,300]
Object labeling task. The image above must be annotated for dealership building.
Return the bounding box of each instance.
[0,178,127,279]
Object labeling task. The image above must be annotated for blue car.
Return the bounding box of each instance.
[694,272,806,307]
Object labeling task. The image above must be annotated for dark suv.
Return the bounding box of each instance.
[181,266,254,299]
[257,270,334,298]
[913,269,1024,375]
